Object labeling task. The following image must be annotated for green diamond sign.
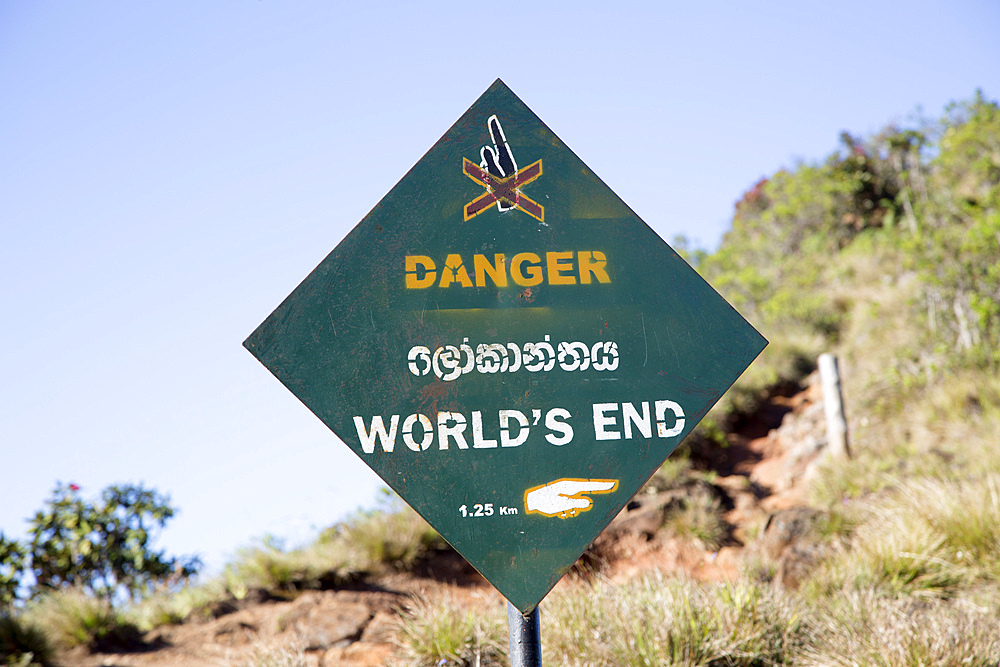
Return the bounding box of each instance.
[244,79,766,613]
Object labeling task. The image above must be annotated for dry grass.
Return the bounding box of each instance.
[225,505,441,596]
[243,635,308,667]
[810,243,1000,506]
[0,611,52,666]
[389,592,507,667]
[119,502,446,636]
[388,574,809,667]
[543,573,806,666]
[806,475,1000,599]
[640,455,694,494]
[20,587,140,651]
[664,493,728,551]
[801,589,1000,666]
[387,570,1000,666]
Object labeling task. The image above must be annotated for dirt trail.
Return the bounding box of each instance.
[591,375,825,586]
[74,378,826,666]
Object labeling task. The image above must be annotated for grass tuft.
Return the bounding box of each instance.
[802,589,1000,666]
[243,636,307,667]
[224,539,347,596]
[806,475,1000,598]
[328,506,445,572]
[387,572,1000,666]
[664,494,727,551]
[126,580,229,630]
[21,588,140,651]
[223,504,444,598]
[390,592,507,667]
[641,456,694,494]
[0,611,52,666]
[543,572,806,666]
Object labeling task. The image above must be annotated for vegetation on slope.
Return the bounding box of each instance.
[391,90,1000,666]
[698,92,1000,473]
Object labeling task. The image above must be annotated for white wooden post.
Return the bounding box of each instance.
[819,353,850,459]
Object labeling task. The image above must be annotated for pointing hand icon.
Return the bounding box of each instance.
[462,114,544,222]
[524,478,619,518]
[480,115,517,212]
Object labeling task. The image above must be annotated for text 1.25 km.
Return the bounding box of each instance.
[459,503,519,518]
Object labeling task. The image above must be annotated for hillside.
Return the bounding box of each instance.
[3,91,1000,666]
[40,379,831,667]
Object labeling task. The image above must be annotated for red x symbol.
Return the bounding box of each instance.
[463,158,544,222]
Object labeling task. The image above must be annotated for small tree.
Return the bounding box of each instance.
[0,533,26,606]
[26,482,199,604]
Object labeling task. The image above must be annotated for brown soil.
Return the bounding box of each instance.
[68,379,825,666]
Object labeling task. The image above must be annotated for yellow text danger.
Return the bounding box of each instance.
[404,251,611,289]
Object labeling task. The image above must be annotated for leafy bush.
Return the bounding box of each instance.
[0,537,26,607]
[2,482,199,606]
[695,92,1000,452]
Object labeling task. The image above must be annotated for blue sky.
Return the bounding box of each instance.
[2,1,998,573]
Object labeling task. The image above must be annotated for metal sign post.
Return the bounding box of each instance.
[508,603,542,667]
[245,79,766,649]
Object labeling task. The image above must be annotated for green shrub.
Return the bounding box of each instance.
[0,537,26,607]
[21,482,198,605]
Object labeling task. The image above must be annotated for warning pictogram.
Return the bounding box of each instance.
[463,115,544,222]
